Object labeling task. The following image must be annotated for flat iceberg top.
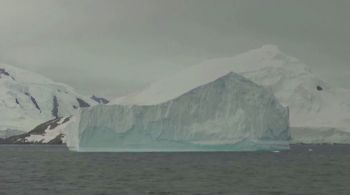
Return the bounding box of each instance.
[111,45,304,106]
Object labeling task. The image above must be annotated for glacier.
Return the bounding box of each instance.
[67,72,290,152]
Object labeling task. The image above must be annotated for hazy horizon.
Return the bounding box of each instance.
[1,0,349,98]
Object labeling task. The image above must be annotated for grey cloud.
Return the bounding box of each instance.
[0,0,349,97]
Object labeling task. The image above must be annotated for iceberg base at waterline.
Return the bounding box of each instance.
[70,140,290,152]
[67,73,290,152]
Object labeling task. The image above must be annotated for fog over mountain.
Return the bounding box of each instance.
[0,0,349,98]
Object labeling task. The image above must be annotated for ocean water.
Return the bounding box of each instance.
[0,145,350,195]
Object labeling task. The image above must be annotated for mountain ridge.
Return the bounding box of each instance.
[0,63,108,138]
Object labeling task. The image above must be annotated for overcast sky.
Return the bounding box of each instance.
[1,0,349,98]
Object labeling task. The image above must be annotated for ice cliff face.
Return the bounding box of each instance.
[112,45,350,143]
[0,64,97,135]
[67,72,289,151]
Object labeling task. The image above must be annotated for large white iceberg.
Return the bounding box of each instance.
[67,72,290,152]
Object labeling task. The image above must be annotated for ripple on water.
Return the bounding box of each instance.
[0,144,350,194]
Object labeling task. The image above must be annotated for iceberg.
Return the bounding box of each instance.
[67,72,290,152]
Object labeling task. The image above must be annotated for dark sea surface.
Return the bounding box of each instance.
[0,144,350,195]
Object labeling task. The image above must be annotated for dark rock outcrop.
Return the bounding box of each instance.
[76,98,90,108]
[24,92,41,112]
[30,96,41,112]
[4,117,71,144]
[52,96,59,118]
[0,68,10,77]
[47,134,64,144]
[91,95,109,104]
[0,68,15,80]
[317,86,323,91]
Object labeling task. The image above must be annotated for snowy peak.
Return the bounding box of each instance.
[0,63,55,84]
[0,68,15,80]
[203,45,307,75]
[0,63,98,134]
[111,45,303,106]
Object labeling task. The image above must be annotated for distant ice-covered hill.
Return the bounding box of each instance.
[112,45,350,143]
[0,64,103,137]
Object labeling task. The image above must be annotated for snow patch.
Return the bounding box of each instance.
[25,117,72,143]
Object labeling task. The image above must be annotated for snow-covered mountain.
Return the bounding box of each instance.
[67,72,289,152]
[113,45,350,143]
[5,117,72,144]
[0,63,99,137]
